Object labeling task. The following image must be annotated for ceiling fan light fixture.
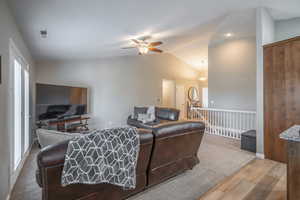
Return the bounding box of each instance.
[198,77,207,81]
[122,36,162,55]
[139,46,149,54]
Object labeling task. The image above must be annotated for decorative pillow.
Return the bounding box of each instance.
[147,105,156,122]
[136,106,156,123]
[137,113,153,123]
[36,129,81,148]
[132,106,148,119]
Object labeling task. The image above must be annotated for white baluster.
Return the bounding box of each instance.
[213,111,215,135]
[190,108,256,140]
[217,111,219,135]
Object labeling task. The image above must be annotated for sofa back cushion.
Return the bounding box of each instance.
[155,107,180,121]
[36,129,81,148]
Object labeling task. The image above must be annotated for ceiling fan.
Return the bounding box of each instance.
[122,36,163,55]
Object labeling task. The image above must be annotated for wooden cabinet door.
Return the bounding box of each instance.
[264,39,300,163]
[264,43,288,163]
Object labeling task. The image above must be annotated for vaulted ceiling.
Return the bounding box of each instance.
[8,0,300,64]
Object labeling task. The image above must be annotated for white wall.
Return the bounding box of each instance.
[0,0,35,199]
[162,79,176,107]
[256,7,275,156]
[275,17,300,41]
[208,37,257,110]
[36,54,199,128]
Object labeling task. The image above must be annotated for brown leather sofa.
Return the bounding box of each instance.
[127,107,205,186]
[36,111,205,200]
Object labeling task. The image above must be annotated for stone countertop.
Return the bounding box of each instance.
[280,125,300,142]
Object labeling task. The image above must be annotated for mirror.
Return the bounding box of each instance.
[188,87,199,102]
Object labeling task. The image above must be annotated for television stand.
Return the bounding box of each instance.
[48,116,90,133]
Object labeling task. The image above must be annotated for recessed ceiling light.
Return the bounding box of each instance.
[225,33,233,38]
[198,77,207,81]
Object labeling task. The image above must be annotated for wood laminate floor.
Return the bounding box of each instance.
[199,159,287,200]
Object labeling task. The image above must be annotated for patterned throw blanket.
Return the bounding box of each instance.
[61,127,140,189]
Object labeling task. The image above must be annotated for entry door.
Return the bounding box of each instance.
[11,47,30,172]
[176,85,186,119]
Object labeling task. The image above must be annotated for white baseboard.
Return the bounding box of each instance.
[256,153,265,159]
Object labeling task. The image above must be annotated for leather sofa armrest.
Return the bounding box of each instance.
[37,140,69,169]
[36,141,69,188]
[127,118,155,129]
[36,170,42,187]
[138,129,153,145]
[127,117,143,128]
[152,121,205,139]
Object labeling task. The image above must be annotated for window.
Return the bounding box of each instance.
[24,70,30,151]
[13,59,22,170]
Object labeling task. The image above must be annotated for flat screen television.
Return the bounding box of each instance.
[36,83,88,120]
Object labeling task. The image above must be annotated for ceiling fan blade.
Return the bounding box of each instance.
[149,41,163,47]
[131,39,140,44]
[121,46,136,49]
[137,35,151,41]
[149,47,163,53]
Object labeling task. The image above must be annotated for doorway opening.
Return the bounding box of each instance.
[162,79,186,119]
[162,79,176,108]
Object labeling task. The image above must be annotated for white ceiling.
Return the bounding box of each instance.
[168,9,257,70]
[8,0,300,62]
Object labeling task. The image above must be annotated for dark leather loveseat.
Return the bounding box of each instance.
[127,107,180,129]
[36,108,205,200]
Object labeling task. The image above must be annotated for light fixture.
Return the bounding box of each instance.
[225,33,233,38]
[198,77,207,81]
[138,46,149,54]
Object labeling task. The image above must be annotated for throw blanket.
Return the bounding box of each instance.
[61,127,140,189]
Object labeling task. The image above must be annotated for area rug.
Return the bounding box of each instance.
[129,134,255,200]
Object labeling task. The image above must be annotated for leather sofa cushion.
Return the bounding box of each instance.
[153,121,205,139]
[155,107,180,121]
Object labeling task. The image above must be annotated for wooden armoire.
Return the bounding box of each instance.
[264,36,300,163]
